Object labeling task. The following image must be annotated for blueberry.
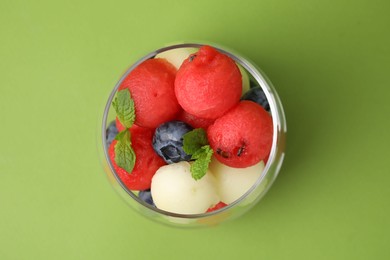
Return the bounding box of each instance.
[138,190,155,206]
[153,121,193,164]
[106,120,119,146]
[241,87,270,112]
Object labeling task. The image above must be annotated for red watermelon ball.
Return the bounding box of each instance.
[176,110,215,129]
[108,126,166,190]
[207,101,273,168]
[175,45,242,120]
[119,58,181,128]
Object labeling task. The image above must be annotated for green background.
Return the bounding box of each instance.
[1,0,389,259]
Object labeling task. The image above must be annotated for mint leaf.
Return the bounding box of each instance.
[114,130,136,173]
[191,146,206,159]
[191,145,213,180]
[112,89,136,172]
[183,128,209,155]
[112,89,135,128]
[183,129,214,180]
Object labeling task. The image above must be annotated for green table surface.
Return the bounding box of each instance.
[1,0,389,259]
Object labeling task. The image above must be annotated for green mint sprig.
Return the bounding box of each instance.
[112,89,136,173]
[191,145,213,180]
[183,128,214,180]
[114,129,136,173]
[112,89,135,128]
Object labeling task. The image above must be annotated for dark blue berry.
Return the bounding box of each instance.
[153,121,193,164]
[241,87,270,112]
[106,120,119,146]
[138,190,155,206]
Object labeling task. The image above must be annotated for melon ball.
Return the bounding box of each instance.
[151,162,219,214]
[209,157,265,204]
[155,47,198,70]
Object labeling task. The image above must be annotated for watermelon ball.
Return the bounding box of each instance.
[119,58,181,128]
[206,202,228,213]
[176,110,215,129]
[175,45,242,120]
[108,126,166,191]
[207,101,273,168]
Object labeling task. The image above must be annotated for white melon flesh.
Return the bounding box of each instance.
[209,157,264,204]
[155,48,198,70]
[151,162,219,214]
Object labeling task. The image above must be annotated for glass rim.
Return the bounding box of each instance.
[101,42,287,219]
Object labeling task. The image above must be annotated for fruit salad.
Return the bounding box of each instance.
[105,44,277,216]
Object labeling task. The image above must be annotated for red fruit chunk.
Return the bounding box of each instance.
[119,58,180,128]
[175,45,242,119]
[177,110,215,129]
[206,202,228,212]
[207,101,273,168]
[108,127,166,190]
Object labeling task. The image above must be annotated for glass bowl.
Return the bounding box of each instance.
[98,43,287,227]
